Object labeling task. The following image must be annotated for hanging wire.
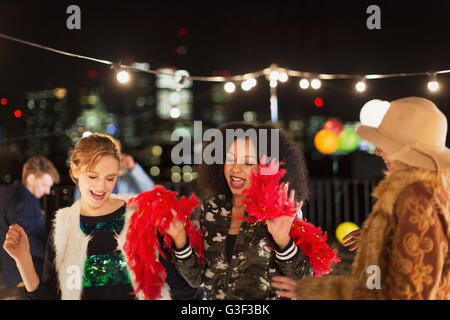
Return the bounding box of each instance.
[0,32,449,82]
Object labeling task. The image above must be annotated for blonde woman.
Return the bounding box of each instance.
[3,134,169,299]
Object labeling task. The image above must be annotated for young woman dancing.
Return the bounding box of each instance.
[166,122,313,299]
[3,133,201,300]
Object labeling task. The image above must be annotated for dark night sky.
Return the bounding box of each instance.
[0,0,449,135]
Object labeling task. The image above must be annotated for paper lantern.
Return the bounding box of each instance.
[314,129,339,154]
[323,118,343,136]
[336,221,359,244]
[360,99,390,127]
[338,129,360,153]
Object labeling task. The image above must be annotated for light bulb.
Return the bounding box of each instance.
[356,81,366,92]
[224,82,236,93]
[247,78,257,88]
[311,78,321,89]
[299,79,310,89]
[269,70,279,82]
[427,73,439,92]
[360,99,391,127]
[116,70,130,84]
[428,81,439,91]
[241,80,252,91]
[278,72,288,83]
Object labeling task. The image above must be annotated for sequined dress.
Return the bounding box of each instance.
[26,205,135,299]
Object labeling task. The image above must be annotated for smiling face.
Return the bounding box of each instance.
[224,138,259,197]
[73,155,119,212]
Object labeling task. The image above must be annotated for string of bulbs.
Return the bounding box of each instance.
[0,32,448,95]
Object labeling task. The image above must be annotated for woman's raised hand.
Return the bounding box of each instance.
[3,224,31,262]
[267,183,303,249]
[165,209,187,249]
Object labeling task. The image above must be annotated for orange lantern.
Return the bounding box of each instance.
[314,129,339,154]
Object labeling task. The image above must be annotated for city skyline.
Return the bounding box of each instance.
[0,1,449,183]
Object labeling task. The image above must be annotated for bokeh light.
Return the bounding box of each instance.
[116,70,130,84]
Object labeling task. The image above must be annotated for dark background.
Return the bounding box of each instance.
[0,2,449,294]
[0,0,449,185]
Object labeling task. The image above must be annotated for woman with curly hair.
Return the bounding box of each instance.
[166,121,313,299]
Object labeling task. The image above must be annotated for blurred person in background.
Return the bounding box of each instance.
[0,156,59,299]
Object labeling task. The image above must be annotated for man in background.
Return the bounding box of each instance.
[0,156,60,299]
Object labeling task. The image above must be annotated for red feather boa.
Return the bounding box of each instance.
[123,185,203,300]
[242,158,341,276]
[289,218,341,276]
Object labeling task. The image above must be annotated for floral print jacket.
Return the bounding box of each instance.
[296,167,450,300]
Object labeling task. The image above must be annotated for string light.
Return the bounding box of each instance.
[267,65,287,84]
[299,78,310,89]
[0,32,448,85]
[1,32,448,87]
[270,79,278,88]
[0,31,449,123]
[241,80,252,91]
[269,70,279,82]
[247,78,257,88]
[427,73,439,92]
[116,70,130,84]
[311,78,321,89]
[278,72,288,83]
[224,81,236,93]
[355,78,367,92]
[241,78,257,91]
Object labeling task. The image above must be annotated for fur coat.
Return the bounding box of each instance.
[296,167,450,300]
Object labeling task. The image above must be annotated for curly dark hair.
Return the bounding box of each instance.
[197,121,309,203]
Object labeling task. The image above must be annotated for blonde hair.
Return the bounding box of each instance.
[22,156,60,184]
[69,133,122,184]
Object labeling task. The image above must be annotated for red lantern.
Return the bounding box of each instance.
[323,118,343,136]
[314,97,324,107]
